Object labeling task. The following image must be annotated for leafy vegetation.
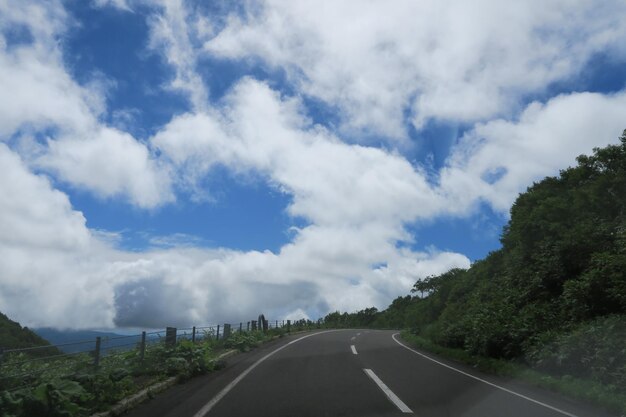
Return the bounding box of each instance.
[0,327,291,416]
[324,131,626,413]
[224,328,280,352]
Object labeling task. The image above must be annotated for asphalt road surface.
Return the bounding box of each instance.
[123,329,616,417]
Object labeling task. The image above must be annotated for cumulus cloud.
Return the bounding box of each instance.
[37,127,174,208]
[439,90,626,214]
[0,0,173,208]
[0,3,94,135]
[0,144,114,328]
[204,0,626,139]
[0,75,470,328]
[145,78,469,323]
[153,78,444,225]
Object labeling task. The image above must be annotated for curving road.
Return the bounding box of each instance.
[124,329,616,417]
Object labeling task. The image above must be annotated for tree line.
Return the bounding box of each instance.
[324,131,626,387]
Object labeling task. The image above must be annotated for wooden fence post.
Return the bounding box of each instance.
[139,331,146,363]
[94,337,101,367]
[166,327,177,347]
[216,324,220,340]
[192,326,196,343]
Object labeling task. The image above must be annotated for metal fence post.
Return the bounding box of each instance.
[239,322,243,332]
[166,327,177,347]
[192,326,196,343]
[216,324,220,340]
[94,337,101,367]
[139,331,146,363]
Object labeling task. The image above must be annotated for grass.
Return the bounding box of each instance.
[400,330,626,416]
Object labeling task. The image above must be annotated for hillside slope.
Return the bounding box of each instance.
[0,312,58,355]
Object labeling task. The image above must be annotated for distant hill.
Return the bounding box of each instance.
[33,328,139,353]
[0,312,60,356]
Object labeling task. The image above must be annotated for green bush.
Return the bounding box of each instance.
[0,334,225,416]
[401,331,626,415]
[526,315,626,387]
[224,331,268,352]
[19,379,88,417]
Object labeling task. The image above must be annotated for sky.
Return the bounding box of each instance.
[1,0,626,330]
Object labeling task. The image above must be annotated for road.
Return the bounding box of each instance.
[124,329,616,417]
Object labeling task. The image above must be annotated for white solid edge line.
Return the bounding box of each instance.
[391,333,580,417]
[363,368,413,413]
[351,345,358,355]
[193,330,338,417]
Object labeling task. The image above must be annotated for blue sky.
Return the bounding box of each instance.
[61,1,505,259]
[1,0,626,329]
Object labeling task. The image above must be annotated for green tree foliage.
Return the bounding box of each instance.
[323,307,380,328]
[404,131,626,359]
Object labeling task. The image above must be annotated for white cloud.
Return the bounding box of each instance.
[0,76,471,329]
[0,144,90,251]
[0,144,116,328]
[0,0,67,48]
[439,90,626,214]
[147,77,471,321]
[153,78,443,226]
[37,127,174,209]
[147,232,208,248]
[92,0,133,12]
[0,0,174,208]
[0,31,94,136]
[4,0,626,332]
[146,0,209,110]
[204,0,626,139]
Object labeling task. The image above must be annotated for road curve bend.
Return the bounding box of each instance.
[123,329,616,417]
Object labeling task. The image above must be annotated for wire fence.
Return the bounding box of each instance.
[0,317,321,393]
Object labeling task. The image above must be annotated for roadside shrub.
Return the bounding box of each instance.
[526,315,626,387]
[224,331,264,352]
